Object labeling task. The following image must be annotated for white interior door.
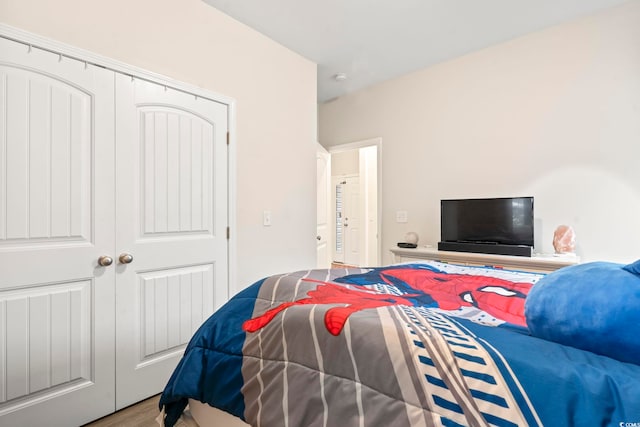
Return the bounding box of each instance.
[114,74,229,408]
[332,176,360,266]
[0,38,116,426]
[316,145,330,268]
[332,177,345,264]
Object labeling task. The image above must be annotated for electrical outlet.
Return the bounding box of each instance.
[263,210,272,226]
[396,210,408,223]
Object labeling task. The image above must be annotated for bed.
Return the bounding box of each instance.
[159,260,640,427]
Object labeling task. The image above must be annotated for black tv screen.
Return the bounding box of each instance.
[440,197,534,247]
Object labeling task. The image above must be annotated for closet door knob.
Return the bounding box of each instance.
[119,253,134,264]
[98,256,114,267]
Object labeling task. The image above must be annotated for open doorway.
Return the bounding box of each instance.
[320,138,381,268]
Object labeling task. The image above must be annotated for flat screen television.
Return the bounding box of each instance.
[439,197,534,256]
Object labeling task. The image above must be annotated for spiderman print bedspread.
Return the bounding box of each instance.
[159,261,640,427]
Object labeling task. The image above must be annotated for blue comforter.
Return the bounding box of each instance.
[160,262,640,427]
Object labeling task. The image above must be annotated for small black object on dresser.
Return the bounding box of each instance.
[397,242,418,248]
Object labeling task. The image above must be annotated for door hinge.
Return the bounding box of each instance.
[226,227,230,239]
[226,131,230,145]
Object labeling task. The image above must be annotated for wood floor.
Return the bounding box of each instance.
[331,262,358,269]
[83,394,198,427]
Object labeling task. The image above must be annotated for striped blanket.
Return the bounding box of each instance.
[160,262,640,426]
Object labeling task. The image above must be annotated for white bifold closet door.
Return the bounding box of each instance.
[0,36,117,427]
[0,34,229,426]
[114,74,228,409]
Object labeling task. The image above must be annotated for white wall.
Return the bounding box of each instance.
[332,150,360,176]
[319,1,640,264]
[1,0,318,290]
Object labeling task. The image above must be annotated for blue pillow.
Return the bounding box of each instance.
[525,260,640,365]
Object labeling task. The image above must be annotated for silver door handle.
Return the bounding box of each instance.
[119,253,134,264]
[98,255,113,267]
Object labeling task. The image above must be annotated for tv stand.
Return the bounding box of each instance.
[390,247,579,273]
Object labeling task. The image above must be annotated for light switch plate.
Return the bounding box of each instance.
[263,210,272,226]
[396,210,408,223]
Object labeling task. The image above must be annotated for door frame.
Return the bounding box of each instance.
[328,137,382,266]
[0,23,237,307]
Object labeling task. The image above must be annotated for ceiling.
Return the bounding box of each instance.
[202,0,630,103]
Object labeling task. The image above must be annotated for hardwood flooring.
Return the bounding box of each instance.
[83,394,198,427]
[331,262,358,269]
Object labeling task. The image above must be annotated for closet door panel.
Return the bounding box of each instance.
[0,281,92,397]
[138,264,214,357]
[1,63,91,244]
[114,74,229,409]
[0,37,116,426]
